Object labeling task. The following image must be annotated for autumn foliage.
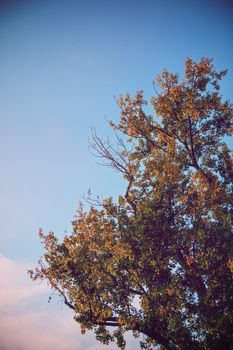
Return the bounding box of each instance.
[29,58,233,349]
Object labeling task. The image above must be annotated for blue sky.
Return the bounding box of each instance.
[0,0,233,349]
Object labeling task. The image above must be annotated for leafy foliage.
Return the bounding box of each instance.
[29,58,233,349]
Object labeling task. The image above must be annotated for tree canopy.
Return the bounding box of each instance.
[29,58,233,350]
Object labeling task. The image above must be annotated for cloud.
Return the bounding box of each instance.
[0,255,138,350]
[0,311,81,350]
[0,255,98,350]
[0,255,46,308]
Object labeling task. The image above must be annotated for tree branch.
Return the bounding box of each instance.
[139,325,177,350]
[125,177,137,214]
[176,249,206,301]
[187,116,213,183]
[188,116,199,168]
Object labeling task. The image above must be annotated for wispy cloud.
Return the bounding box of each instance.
[0,256,101,349]
[0,255,138,349]
[0,255,46,308]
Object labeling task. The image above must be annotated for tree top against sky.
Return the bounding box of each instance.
[30,57,233,350]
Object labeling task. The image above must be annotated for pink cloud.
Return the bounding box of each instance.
[0,255,46,308]
[0,255,139,350]
[0,311,81,350]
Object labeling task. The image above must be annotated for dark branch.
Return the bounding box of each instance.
[176,249,206,301]
[125,177,137,214]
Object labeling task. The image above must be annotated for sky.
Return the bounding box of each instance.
[0,0,233,349]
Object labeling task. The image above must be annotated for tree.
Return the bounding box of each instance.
[29,58,233,350]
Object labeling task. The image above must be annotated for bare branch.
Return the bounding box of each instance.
[89,129,130,176]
